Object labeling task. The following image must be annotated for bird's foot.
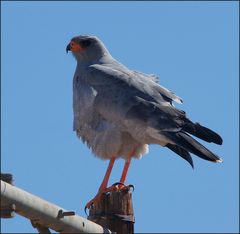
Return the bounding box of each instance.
[84,192,103,214]
[84,183,134,213]
[105,182,134,193]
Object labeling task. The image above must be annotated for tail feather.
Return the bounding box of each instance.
[166,143,194,168]
[182,120,223,145]
[164,131,223,163]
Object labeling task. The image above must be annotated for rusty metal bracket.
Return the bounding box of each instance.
[31,220,51,234]
[57,209,75,219]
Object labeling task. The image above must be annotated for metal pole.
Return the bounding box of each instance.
[1,173,15,218]
[1,180,111,233]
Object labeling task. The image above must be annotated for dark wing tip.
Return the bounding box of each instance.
[217,137,223,145]
[183,121,223,145]
[166,144,194,169]
[215,158,223,163]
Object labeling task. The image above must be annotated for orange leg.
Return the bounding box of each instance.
[85,150,135,211]
[110,150,135,191]
[120,149,135,184]
[85,158,115,211]
[98,158,115,192]
[120,158,131,184]
[103,157,133,192]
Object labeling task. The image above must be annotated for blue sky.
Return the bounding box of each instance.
[1,1,239,233]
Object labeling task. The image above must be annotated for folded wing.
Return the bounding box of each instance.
[83,64,222,167]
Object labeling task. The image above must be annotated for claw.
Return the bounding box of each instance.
[84,183,134,213]
[107,183,133,192]
[112,182,124,186]
[84,192,103,213]
[84,201,93,215]
[128,184,134,192]
[110,182,126,190]
[84,206,87,215]
[84,205,91,215]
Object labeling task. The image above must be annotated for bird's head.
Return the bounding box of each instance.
[66,35,110,63]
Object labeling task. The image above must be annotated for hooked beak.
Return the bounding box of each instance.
[66,41,83,53]
[66,43,71,53]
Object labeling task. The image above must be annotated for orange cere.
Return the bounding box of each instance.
[70,41,83,52]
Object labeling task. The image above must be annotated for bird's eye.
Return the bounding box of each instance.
[80,39,91,48]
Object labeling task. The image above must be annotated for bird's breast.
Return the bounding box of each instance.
[73,76,97,130]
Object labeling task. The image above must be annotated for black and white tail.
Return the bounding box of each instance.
[164,120,223,168]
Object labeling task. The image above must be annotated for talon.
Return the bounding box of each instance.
[111,183,124,191]
[84,182,134,214]
[84,200,93,214]
[107,182,132,192]
[128,184,134,192]
[112,182,124,187]
[84,206,88,216]
[84,193,103,213]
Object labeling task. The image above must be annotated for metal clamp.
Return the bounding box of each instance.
[57,209,75,219]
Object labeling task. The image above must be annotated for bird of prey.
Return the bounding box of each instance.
[66,35,223,210]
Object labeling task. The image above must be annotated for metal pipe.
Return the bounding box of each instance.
[1,180,111,233]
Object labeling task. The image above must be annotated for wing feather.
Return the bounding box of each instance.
[83,64,185,132]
